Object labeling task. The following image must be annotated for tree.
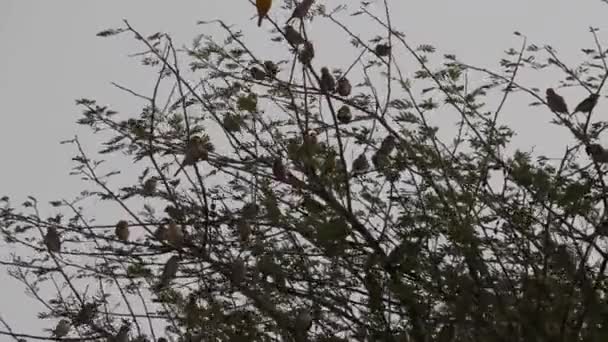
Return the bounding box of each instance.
[2,1,608,341]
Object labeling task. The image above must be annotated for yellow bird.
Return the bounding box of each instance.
[256,0,272,27]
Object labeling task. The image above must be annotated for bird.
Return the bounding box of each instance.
[167,222,184,246]
[174,136,206,177]
[250,67,266,81]
[574,93,600,114]
[298,41,315,65]
[264,60,279,78]
[337,105,352,124]
[272,158,287,181]
[51,319,71,338]
[44,227,61,253]
[545,88,569,114]
[352,153,370,173]
[284,25,305,46]
[114,323,131,342]
[142,178,157,196]
[287,0,315,23]
[159,255,179,289]
[375,43,391,57]
[320,67,336,93]
[586,143,608,163]
[115,220,129,242]
[256,0,272,27]
[153,225,168,242]
[336,77,352,97]
[379,135,397,154]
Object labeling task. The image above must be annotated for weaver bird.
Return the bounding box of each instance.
[375,43,391,57]
[320,67,335,93]
[159,255,180,288]
[115,220,129,242]
[51,319,70,338]
[287,0,314,23]
[284,25,305,46]
[44,227,61,253]
[586,143,608,163]
[574,93,600,114]
[336,77,352,97]
[167,222,184,246]
[256,0,272,27]
[174,136,207,177]
[545,88,569,114]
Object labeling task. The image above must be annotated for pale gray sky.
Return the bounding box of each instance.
[1,0,607,338]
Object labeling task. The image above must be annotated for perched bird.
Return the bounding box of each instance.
[272,158,287,181]
[545,88,569,114]
[375,43,391,57]
[284,25,305,46]
[159,255,180,288]
[153,225,168,242]
[264,60,279,78]
[44,227,61,253]
[586,143,608,163]
[142,178,157,196]
[74,303,97,326]
[352,153,370,173]
[379,135,396,154]
[298,41,315,65]
[287,0,315,23]
[336,77,352,97]
[320,67,336,93]
[52,319,71,338]
[167,222,184,246]
[237,220,251,243]
[250,67,266,81]
[574,93,600,114]
[115,220,130,242]
[174,136,207,177]
[337,105,352,124]
[256,0,272,27]
[114,323,131,342]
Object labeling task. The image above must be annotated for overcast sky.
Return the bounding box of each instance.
[1,0,607,338]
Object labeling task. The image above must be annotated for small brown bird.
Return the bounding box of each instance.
[337,105,352,124]
[320,67,335,93]
[336,77,352,97]
[153,225,168,242]
[264,60,279,78]
[586,143,608,163]
[115,220,130,242]
[375,43,391,57]
[272,158,287,181]
[379,135,396,154]
[352,153,370,173]
[284,25,305,46]
[142,178,157,196]
[286,0,315,23]
[44,227,61,253]
[52,319,71,338]
[174,136,207,177]
[545,88,569,114]
[167,222,184,246]
[256,0,272,27]
[298,41,315,65]
[574,93,600,114]
[250,67,266,81]
[159,255,180,288]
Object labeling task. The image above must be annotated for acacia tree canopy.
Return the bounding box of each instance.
[3,1,608,341]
